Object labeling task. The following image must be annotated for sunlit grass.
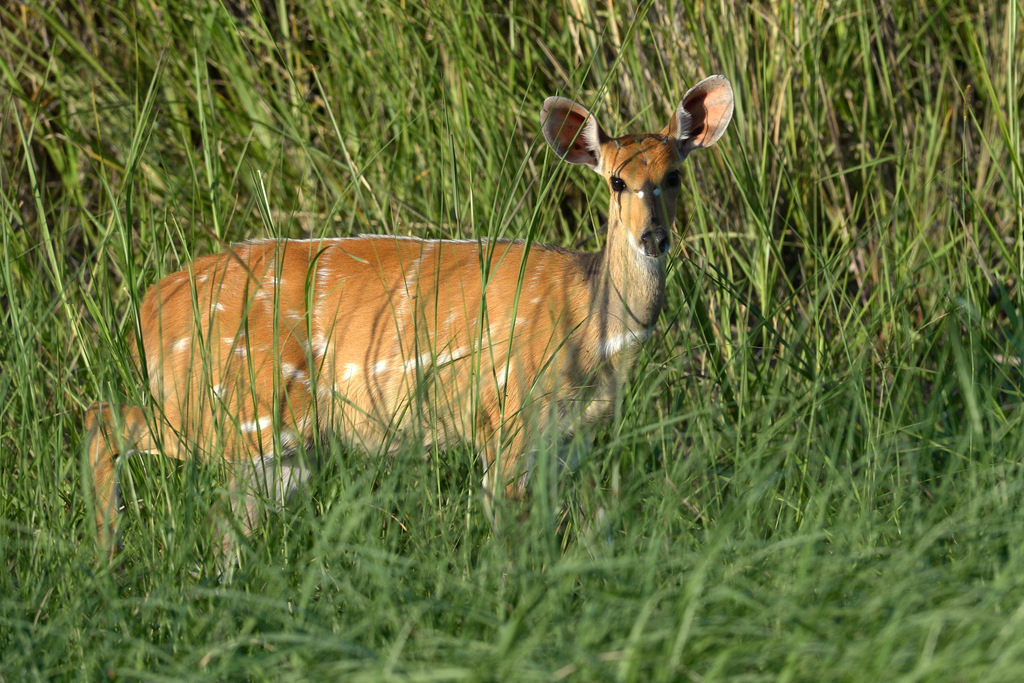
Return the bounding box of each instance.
[2,0,1024,679]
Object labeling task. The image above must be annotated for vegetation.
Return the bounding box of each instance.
[2,0,1023,679]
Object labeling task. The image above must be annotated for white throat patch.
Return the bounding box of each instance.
[598,327,655,358]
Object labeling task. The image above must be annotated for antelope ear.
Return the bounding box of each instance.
[663,75,734,157]
[540,97,608,173]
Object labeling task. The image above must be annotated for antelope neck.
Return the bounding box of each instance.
[590,216,667,336]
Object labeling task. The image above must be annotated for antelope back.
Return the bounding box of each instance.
[137,236,599,467]
[136,77,734,474]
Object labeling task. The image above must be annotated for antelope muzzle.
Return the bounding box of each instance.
[640,227,669,258]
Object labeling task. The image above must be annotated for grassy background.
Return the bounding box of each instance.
[2,0,1024,679]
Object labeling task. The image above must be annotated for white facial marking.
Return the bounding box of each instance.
[627,230,648,258]
[636,190,645,199]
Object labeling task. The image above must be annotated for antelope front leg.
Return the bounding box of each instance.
[83,403,156,557]
[217,452,315,565]
[479,426,536,530]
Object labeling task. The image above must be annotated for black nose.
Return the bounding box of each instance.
[640,228,669,258]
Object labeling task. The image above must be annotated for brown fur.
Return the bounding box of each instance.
[84,76,734,555]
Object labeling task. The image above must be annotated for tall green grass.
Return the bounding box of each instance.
[2,0,1024,679]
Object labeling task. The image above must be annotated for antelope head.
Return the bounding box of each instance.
[540,76,734,261]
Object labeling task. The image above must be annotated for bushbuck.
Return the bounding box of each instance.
[85,76,734,555]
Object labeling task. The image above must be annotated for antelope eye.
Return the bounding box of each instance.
[610,176,626,193]
[664,171,681,188]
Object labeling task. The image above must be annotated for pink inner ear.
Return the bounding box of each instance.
[542,96,604,169]
[671,77,734,151]
[567,111,586,128]
[559,111,587,142]
[683,94,711,142]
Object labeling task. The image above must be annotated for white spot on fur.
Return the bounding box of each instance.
[488,322,506,340]
[214,302,226,312]
[405,254,424,296]
[402,356,422,372]
[312,340,328,358]
[172,337,192,353]
[241,416,273,433]
[435,347,467,366]
[636,190,645,198]
[281,363,310,387]
[373,360,389,375]
[316,383,333,406]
